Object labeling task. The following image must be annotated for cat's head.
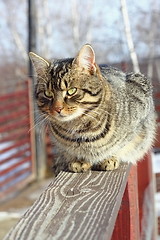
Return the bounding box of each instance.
[29,44,105,122]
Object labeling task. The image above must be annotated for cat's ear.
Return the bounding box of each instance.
[29,52,50,76]
[73,44,97,74]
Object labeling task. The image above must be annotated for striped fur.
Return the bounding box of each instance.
[29,44,156,173]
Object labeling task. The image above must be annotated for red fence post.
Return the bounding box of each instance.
[27,79,36,178]
[137,153,156,240]
[111,165,140,240]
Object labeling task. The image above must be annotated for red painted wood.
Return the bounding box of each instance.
[0,167,32,187]
[0,89,28,101]
[27,79,36,179]
[154,124,160,148]
[137,154,156,240]
[0,146,31,164]
[154,92,160,98]
[0,99,28,112]
[0,119,29,132]
[0,137,30,154]
[0,174,33,201]
[155,105,160,112]
[111,165,140,240]
[128,165,140,240]
[0,156,31,176]
[138,155,151,231]
[0,109,29,123]
[0,128,29,143]
[0,80,36,202]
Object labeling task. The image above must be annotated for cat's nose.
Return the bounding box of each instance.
[54,106,63,113]
[54,101,64,114]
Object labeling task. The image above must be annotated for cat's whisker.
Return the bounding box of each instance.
[39,123,48,140]
[82,112,110,132]
[82,111,100,123]
[80,104,113,117]
[29,74,48,84]
[29,115,49,133]
[81,107,103,119]
[34,112,46,122]
[85,107,113,117]
[81,108,112,131]
[35,111,46,118]
[29,109,41,115]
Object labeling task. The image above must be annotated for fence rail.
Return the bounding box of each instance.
[3,154,156,240]
[3,164,131,240]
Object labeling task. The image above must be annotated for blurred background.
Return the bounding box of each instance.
[0,0,160,238]
[0,0,160,84]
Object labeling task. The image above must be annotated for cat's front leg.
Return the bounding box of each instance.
[69,161,92,173]
[96,157,120,171]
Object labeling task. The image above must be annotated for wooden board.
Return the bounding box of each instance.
[111,165,140,240]
[4,163,130,240]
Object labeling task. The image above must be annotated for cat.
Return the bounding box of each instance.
[29,44,156,174]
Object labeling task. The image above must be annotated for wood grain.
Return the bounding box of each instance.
[3,163,130,240]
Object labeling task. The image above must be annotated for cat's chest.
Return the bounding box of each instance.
[52,128,86,146]
[52,126,107,151]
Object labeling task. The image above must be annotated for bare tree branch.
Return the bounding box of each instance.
[147,0,158,79]
[83,0,93,43]
[120,0,140,72]
[71,0,80,50]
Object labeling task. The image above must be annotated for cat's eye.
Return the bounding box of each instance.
[44,90,53,98]
[67,87,77,96]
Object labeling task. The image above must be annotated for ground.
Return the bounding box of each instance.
[0,178,52,240]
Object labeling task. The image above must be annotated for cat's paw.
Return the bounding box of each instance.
[69,161,91,173]
[98,157,120,171]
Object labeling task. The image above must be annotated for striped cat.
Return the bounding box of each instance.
[29,44,156,174]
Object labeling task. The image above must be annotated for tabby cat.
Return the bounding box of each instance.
[29,44,156,174]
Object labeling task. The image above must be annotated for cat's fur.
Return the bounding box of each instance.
[29,44,156,174]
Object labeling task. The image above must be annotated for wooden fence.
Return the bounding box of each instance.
[0,80,36,202]
[3,154,156,240]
